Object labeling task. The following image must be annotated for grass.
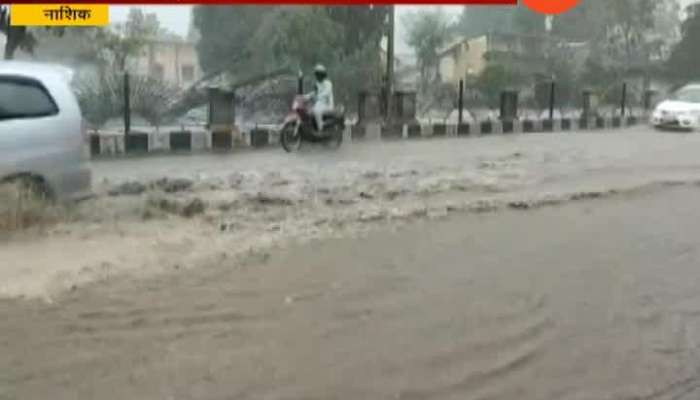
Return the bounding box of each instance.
[0,181,61,233]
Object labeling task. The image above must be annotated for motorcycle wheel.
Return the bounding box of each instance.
[281,121,302,153]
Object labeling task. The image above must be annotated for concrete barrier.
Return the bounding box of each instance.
[89,115,644,157]
[125,132,149,154]
[170,130,192,152]
[212,131,233,150]
[457,123,470,136]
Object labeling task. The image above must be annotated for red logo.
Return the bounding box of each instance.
[523,0,581,15]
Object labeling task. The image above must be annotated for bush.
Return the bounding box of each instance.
[474,65,525,108]
[73,71,179,130]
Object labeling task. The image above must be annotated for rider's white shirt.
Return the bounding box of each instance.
[314,80,334,110]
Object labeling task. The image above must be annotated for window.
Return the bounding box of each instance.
[0,76,58,121]
[182,65,195,82]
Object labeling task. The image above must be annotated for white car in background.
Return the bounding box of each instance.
[651,84,700,131]
[0,61,91,201]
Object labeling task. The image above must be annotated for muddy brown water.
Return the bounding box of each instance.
[3,185,700,400]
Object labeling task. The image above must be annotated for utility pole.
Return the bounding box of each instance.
[385,5,395,123]
[123,72,131,136]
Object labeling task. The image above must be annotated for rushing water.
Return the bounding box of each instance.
[4,128,700,399]
[3,185,700,400]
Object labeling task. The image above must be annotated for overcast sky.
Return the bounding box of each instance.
[109,5,464,53]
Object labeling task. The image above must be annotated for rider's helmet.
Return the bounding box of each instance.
[314,64,327,81]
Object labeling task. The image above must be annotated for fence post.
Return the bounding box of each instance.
[620,82,627,117]
[644,89,657,112]
[458,79,464,125]
[297,71,303,95]
[123,72,131,135]
[549,81,555,120]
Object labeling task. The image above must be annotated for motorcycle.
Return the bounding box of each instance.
[280,95,345,152]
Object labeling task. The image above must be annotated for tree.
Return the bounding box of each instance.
[653,0,681,42]
[457,4,546,39]
[512,5,546,36]
[85,8,162,72]
[124,8,160,39]
[604,0,658,70]
[72,72,123,130]
[456,6,513,39]
[325,6,388,57]
[130,75,179,130]
[250,6,342,72]
[253,6,385,108]
[192,6,277,74]
[551,1,607,42]
[1,5,65,60]
[74,70,179,130]
[192,6,388,110]
[667,11,700,82]
[474,64,524,107]
[403,9,452,91]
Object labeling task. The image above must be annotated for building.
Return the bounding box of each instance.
[436,32,592,85]
[132,38,203,89]
[1,30,203,89]
[437,33,550,84]
[437,36,487,84]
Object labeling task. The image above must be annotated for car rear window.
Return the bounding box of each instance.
[0,76,59,121]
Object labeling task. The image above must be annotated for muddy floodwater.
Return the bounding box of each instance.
[3,185,700,400]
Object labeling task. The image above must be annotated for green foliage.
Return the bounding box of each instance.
[1,5,65,60]
[251,7,342,72]
[667,12,700,82]
[551,1,607,42]
[576,57,628,105]
[512,6,546,36]
[325,6,389,56]
[330,41,384,108]
[72,73,123,129]
[192,6,276,74]
[474,64,524,107]
[604,0,658,68]
[124,8,161,39]
[554,0,662,70]
[457,6,513,39]
[192,6,388,111]
[577,57,618,89]
[193,5,387,76]
[130,75,179,129]
[403,9,452,89]
[73,71,179,130]
[457,4,545,39]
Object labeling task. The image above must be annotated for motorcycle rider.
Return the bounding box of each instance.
[305,64,334,133]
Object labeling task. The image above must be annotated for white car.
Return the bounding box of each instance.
[651,84,700,131]
[0,61,91,200]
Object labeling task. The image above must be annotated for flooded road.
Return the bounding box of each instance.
[3,185,700,400]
